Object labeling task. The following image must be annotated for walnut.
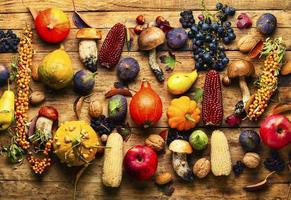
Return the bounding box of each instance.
[242,152,261,168]
[145,134,165,152]
[193,158,211,178]
[89,100,103,118]
[237,35,258,53]
[155,172,173,185]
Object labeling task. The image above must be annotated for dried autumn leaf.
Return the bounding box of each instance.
[243,171,275,192]
[159,51,177,71]
[126,28,134,52]
[188,87,203,102]
[105,88,132,98]
[269,102,291,115]
[27,7,38,20]
[248,40,264,59]
[72,11,91,28]
[73,96,85,119]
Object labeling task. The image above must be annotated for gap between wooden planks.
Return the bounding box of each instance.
[0,51,290,128]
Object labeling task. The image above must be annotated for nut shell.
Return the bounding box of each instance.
[89,100,103,118]
[242,152,260,168]
[155,172,173,185]
[145,134,165,152]
[29,91,45,106]
[237,35,258,53]
[193,158,211,178]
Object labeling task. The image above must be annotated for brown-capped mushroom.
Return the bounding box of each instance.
[224,60,255,104]
[77,28,102,72]
[169,139,194,182]
[138,27,165,82]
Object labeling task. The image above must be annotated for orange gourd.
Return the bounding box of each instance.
[167,96,201,131]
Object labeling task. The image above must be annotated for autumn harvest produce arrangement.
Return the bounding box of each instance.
[0,1,290,199]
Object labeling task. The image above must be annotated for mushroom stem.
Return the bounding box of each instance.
[172,152,194,182]
[149,48,164,82]
[35,116,54,140]
[239,76,250,105]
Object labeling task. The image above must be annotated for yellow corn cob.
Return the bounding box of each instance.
[102,132,124,187]
[211,130,232,176]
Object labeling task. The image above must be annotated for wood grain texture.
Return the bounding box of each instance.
[0,11,291,29]
[0,0,290,200]
[0,51,290,128]
[0,129,290,199]
[0,0,290,13]
[1,27,291,53]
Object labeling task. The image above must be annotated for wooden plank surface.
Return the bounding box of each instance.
[0,0,290,200]
[0,0,290,13]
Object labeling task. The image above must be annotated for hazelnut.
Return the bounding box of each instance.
[237,35,258,53]
[193,158,211,178]
[29,91,45,106]
[242,152,260,168]
[136,15,145,25]
[145,134,165,152]
[155,172,172,185]
[89,100,103,118]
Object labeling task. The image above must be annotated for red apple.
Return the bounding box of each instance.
[260,114,291,149]
[123,145,158,181]
[35,8,70,43]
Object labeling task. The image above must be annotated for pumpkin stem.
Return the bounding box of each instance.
[143,121,152,129]
[185,114,196,123]
[141,79,150,89]
[47,24,54,29]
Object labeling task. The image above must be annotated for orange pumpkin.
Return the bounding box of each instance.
[167,96,201,131]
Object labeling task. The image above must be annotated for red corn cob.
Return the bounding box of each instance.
[202,70,223,126]
[98,23,126,68]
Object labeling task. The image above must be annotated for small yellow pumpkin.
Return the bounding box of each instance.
[167,96,201,131]
[53,121,102,166]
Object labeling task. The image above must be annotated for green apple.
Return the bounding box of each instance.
[189,130,208,150]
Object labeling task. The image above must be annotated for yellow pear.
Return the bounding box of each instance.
[38,46,73,90]
[0,90,15,131]
[167,70,198,95]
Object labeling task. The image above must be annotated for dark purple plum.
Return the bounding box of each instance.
[0,64,10,87]
[239,130,261,152]
[73,69,96,95]
[166,28,187,49]
[256,13,277,35]
[116,57,140,82]
[108,95,127,123]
